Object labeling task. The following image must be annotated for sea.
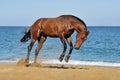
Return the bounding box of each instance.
[0,26,120,67]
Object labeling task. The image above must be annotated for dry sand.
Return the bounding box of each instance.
[0,58,120,80]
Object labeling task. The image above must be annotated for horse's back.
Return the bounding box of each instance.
[30,15,86,37]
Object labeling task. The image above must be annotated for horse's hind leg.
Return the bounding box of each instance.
[26,39,36,64]
[65,37,73,62]
[59,37,67,62]
[34,36,46,64]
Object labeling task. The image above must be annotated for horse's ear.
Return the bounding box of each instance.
[86,31,90,36]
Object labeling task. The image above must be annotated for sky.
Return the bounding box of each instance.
[0,0,120,26]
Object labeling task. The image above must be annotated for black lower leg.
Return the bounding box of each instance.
[59,53,65,62]
[65,43,73,62]
[59,39,67,62]
[65,54,71,63]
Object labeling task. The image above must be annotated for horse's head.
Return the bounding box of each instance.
[74,31,89,49]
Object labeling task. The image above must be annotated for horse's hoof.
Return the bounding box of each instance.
[59,55,64,62]
[59,57,63,62]
[25,63,30,67]
[65,57,69,63]
[65,55,70,63]
[59,54,65,62]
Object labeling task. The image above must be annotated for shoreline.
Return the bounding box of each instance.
[0,59,120,67]
[0,63,120,80]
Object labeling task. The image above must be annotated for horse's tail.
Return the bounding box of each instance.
[20,30,31,42]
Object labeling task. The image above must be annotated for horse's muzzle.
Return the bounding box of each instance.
[74,45,80,50]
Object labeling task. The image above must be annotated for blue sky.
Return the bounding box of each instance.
[0,0,120,26]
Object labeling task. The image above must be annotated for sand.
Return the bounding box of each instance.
[0,58,120,80]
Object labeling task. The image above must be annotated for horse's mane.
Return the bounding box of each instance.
[59,15,87,30]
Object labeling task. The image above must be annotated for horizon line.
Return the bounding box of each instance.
[0,25,120,27]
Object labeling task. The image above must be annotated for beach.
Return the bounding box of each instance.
[0,62,120,80]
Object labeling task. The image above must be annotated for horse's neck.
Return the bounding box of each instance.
[74,25,87,33]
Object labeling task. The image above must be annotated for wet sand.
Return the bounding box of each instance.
[0,62,120,80]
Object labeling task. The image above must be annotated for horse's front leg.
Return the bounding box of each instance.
[59,37,67,62]
[33,36,46,64]
[65,37,73,62]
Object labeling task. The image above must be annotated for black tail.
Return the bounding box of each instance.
[20,30,31,42]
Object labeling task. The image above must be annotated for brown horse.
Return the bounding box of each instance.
[20,15,89,65]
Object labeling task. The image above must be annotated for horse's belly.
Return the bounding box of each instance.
[43,31,59,37]
[47,34,58,37]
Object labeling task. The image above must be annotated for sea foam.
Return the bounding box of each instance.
[42,59,120,67]
[0,59,120,67]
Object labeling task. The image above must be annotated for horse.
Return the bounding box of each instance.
[20,15,89,65]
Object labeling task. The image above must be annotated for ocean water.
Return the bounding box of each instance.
[0,26,120,67]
